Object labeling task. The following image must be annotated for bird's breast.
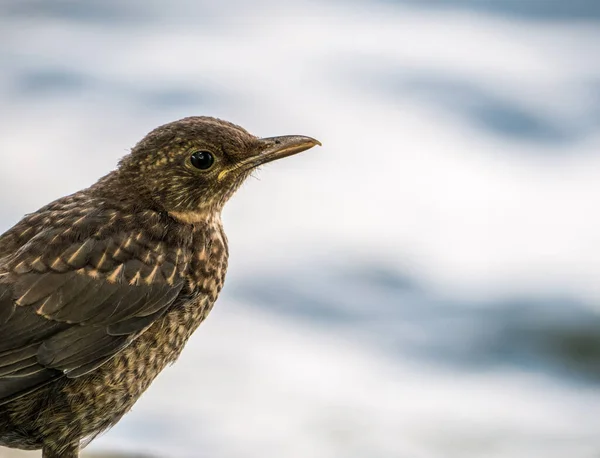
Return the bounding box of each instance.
[57,220,231,435]
[153,218,229,354]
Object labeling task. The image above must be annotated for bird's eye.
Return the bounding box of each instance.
[190,151,215,170]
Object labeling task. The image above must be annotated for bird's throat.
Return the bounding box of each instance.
[169,210,219,225]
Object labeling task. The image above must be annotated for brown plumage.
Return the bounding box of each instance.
[0,116,320,457]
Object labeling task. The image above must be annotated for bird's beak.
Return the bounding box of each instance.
[247,135,321,169]
[218,135,321,181]
[254,135,321,166]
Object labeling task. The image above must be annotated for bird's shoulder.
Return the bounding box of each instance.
[1,191,190,258]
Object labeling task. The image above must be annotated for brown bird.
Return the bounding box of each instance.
[0,116,320,458]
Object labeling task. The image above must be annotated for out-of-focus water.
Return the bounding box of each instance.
[1,1,600,457]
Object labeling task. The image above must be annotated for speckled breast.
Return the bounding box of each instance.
[59,218,230,442]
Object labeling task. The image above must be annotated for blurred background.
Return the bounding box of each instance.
[1,0,600,457]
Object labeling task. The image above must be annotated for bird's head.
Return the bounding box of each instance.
[109,116,320,223]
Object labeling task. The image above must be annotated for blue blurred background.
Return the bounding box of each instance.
[1,1,600,457]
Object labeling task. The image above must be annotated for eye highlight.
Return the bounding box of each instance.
[190,151,215,170]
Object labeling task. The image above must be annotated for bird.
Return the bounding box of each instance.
[0,116,320,458]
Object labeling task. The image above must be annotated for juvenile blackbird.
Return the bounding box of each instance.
[0,116,320,458]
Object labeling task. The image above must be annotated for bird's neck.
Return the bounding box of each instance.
[168,210,221,226]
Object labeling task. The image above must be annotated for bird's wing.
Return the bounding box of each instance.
[0,229,187,404]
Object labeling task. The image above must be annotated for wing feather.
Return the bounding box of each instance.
[0,228,187,404]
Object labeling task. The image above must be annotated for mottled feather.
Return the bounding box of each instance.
[0,218,188,404]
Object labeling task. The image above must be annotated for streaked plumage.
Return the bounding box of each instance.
[0,117,320,457]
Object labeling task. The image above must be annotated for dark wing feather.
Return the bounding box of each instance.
[0,228,187,405]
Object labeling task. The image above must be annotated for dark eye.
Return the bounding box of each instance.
[190,151,215,170]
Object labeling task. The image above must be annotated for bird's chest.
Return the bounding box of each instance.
[56,224,230,435]
[140,221,229,365]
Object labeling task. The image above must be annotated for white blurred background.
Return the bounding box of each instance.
[1,1,600,457]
